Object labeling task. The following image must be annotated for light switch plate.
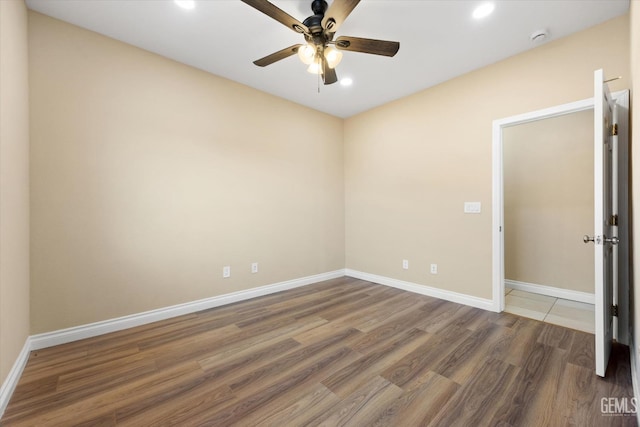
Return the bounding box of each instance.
[464,202,481,214]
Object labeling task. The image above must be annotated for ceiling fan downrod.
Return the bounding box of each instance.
[303,0,330,47]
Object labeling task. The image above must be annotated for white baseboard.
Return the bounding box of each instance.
[0,269,346,418]
[0,267,497,417]
[30,269,346,351]
[0,338,31,418]
[505,279,595,305]
[345,269,495,312]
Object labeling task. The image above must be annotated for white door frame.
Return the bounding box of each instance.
[491,91,629,345]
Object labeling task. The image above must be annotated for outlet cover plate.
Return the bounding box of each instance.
[464,202,481,214]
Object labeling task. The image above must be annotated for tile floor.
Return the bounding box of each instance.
[504,288,595,334]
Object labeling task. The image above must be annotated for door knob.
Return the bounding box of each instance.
[583,235,618,245]
[604,236,619,245]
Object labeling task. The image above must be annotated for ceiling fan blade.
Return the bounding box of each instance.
[241,0,309,34]
[323,59,338,85]
[335,36,400,57]
[254,44,303,67]
[322,0,360,34]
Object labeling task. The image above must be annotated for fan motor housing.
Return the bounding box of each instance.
[303,0,328,35]
[303,15,324,34]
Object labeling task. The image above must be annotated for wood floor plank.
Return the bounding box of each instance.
[3,361,206,426]
[313,286,401,322]
[553,361,599,426]
[536,322,575,350]
[496,316,545,367]
[183,346,360,426]
[3,352,157,421]
[321,328,433,398]
[380,324,473,390]
[116,382,235,426]
[552,359,636,427]
[228,328,362,396]
[427,357,522,427]
[310,376,404,427]
[567,330,596,369]
[234,283,369,328]
[351,292,422,332]
[418,300,468,334]
[243,383,340,426]
[191,316,327,368]
[433,322,513,384]
[2,277,635,426]
[299,291,410,336]
[224,350,362,427]
[350,301,431,354]
[197,337,300,375]
[367,371,460,426]
[489,344,568,426]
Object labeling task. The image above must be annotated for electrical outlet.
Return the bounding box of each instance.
[223,266,231,278]
[402,259,409,270]
[251,262,258,274]
[430,264,438,274]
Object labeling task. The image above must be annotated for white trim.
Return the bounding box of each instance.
[0,338,31,417]
[629,333,640,425]
[0,269,345,417]
[492,96,594,315]
[492,118,504,313]
[505,279,595,304]
[492,90,629,320]
[29,269,345,351]
[611,90,630,346]
[345,269,495,312]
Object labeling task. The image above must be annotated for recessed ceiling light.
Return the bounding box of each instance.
[175,0,195,10]
[340,77,353,87]
[472,2,495,20]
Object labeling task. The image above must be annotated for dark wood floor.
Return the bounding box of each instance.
[2,277,636,426]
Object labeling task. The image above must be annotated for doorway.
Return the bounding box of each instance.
[502,109,594,332]
[491,91,629,345]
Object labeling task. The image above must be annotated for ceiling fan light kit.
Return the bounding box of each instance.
[241,0,399,85]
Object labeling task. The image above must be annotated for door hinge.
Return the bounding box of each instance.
[611,123,618,136]
[612,304,619,317]
[610,214,619,226]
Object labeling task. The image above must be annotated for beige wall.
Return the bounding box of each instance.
[28,12,344,333]
[503,110,594,293]
[345,15,629,300]
[18,7,637,336]
[630,1,639,364]
[0,0,31,383]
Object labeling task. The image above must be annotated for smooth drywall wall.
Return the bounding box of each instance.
[0,0,30,383]
[503,110,594,293]
[29,12,344,333]
[345,15,629,299]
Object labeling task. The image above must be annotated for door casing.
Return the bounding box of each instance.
[491,90,630,346]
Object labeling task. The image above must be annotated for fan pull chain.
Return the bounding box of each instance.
[317,56,321,93]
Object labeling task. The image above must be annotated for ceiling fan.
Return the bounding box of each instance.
[240,0,400,85]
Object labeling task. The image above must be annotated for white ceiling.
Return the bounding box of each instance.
[26,0,629,118]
